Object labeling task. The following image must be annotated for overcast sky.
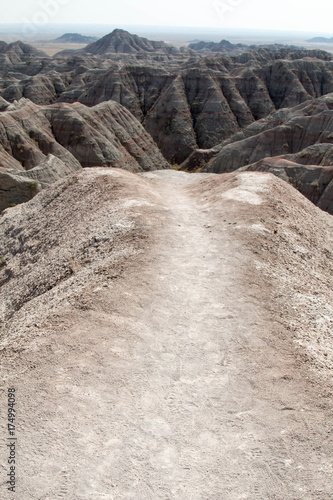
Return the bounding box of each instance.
[2,0,333,34]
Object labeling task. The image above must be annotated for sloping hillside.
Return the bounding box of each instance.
[0,98,168,210]
[0,170,332,498]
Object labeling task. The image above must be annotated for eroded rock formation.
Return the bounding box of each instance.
[1,30,333,211]
[0,97,168,210]
[239,158,333,214]
[1,33,333,164]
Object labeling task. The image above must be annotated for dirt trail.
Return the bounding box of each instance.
[1,170,333,499]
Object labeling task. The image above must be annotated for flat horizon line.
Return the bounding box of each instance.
[0,23,332,36]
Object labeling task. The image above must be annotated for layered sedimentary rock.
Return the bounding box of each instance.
[188,39,248,53]
[0,153,84,212]
[0,30,333,211]
[0,98,168,172]
[238,158,333,213]
[0,99,81,172]
[0,167,163,325]
[70,55,333,162]
[1,32,333,163]
[202,96,333,173]
[183,95,333,213]
[0,171,41,212]
[83,29,180,55]
[0,98,168,210]
[0,97,9,111]
[0,40,48,64]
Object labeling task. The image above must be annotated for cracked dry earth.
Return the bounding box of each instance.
[0,169,333,499]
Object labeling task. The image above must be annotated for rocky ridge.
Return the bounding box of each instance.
[0,167,162,327]
[52,33,99,44]
[0,169,332,498]
[1,33,333,164]
[82,29,180,55]
[0,97,168,210]
[1,30,333,211]
[180,95,333,212]
[188,39,248,53]
[239,158,333,214]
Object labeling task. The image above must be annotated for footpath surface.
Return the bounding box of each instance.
[1,170,332,499]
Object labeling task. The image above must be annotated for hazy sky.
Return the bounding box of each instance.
[3,0,333,33]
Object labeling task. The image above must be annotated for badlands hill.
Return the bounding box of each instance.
[52,33,99,44]
[0,31,332,163]
[182,95,333,213]
[0,98,168,210]
[0,29,333,499]
[307,37,333,43]
[82,28,180,55]
[0,168,333,498]
[188,38,248,53]
[0,29,333,213]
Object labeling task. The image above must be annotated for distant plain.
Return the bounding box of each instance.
[1,24,333,55]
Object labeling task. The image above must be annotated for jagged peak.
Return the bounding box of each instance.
[84,28,179,55]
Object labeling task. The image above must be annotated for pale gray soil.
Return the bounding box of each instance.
[0,170,333,499]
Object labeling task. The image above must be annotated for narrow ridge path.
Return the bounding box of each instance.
[3,170,332,499]
[95,170,331,499]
